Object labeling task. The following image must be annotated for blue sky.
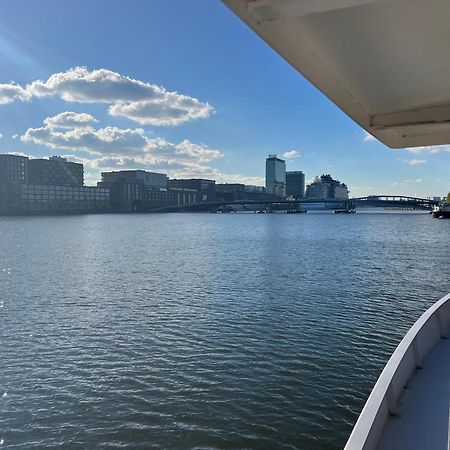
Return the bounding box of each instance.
[0,0,448,197]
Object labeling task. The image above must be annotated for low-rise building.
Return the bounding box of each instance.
[99,171,205,211]
[1,154,108,214]
[20,184,109,213]
[101,170,167,189]
[168,178,215,193]
[216,183,278,202]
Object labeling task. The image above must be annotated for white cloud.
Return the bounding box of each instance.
[20,112,228,181]
[402,178,423,183]
[282,150,300,158]
[20,112,265,187]
[44,111,98,129]
[108,94,212,126]
[363,132,376,142]
[26,67,213,126]
[22,121,149,156]
[407,159,426,165]
[0,82,31,105]
[27,67,156,103]
[403,145,450,154]
[0,133,2,139]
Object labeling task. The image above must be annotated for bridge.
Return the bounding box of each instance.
[352,195,438,209]
[145,195,439,213]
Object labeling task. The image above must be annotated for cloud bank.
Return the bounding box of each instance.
[1,67,213,126]
[20,112,261,185]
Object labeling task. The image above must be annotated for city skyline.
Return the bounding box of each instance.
[0,0,448,198]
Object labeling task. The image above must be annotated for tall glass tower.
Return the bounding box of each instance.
[286,171,305,198]
[265,155,286,196]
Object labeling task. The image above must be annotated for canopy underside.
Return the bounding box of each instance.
[223,0,450,148]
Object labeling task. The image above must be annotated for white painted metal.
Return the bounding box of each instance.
[222,0,450,148]
[344,292,450,450]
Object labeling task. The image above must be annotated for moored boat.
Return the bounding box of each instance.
[432,192,450,218]
[334,209,356,214]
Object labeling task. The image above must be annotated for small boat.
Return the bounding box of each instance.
[334,209,356,214]
[286,209,307,214]
[432,193,450,218]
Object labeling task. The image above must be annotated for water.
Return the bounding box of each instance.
[0,212,448,449]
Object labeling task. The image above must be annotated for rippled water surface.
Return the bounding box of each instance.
[0,212,449,449]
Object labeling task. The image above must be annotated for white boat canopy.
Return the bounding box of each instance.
[222,0,450,148]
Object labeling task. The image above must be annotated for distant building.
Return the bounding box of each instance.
[215,183,277,202]
[19,184,109,214]
[215,183,245,194]
[145,188,200,210]
[98,171,205,212]
[286,171,305,198]
[1,154,108,215]
[266,155,286,196]
[168,178,215,193]
[0,154,28,183]
[305,174,349,200]
[244,185,266,193]
[101,170,167,189]
[168,178,216,203]
[28,156,84,186]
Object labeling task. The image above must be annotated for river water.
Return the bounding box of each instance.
[0,212,449,449]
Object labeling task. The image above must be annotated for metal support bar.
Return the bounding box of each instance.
[371,104,450,131]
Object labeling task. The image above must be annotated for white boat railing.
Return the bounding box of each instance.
[344,292,450,450]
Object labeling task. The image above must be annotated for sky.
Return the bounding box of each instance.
[0,0,448,197]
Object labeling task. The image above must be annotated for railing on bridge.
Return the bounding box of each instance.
[145,195,438,213]
[353,196,437,210]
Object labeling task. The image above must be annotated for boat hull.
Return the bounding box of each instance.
[432,206,450,218]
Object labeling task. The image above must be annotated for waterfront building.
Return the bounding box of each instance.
[28,156,83,186]
[305,174,349,200]
[215,183,246,194]
[145,188,200,210]
[244,185,266,193]
[286,171,305,198]
[265,155,286,196]
[168,178,216,203]
[0,154,28,183]
[168,178,215,193]
[99,170,203,212]
[1,154,104,215]
[215,183,276,202]
[99,170,168,212]
[101,170,167,189]
[20,184,109,213]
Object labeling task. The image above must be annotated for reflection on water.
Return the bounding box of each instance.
[0,212,448,449]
